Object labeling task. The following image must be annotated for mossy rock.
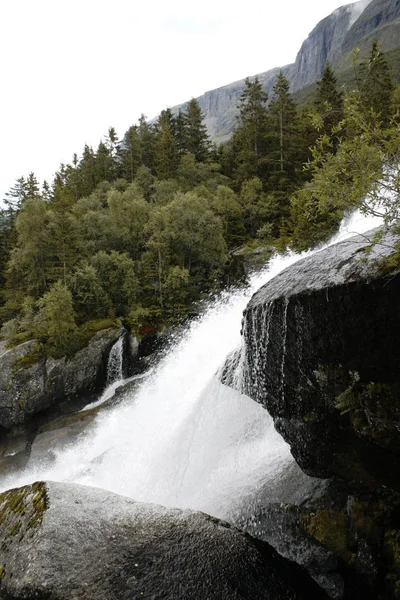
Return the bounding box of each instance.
[0,482,48,552]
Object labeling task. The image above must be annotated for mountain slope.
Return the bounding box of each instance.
[173,0,399,143]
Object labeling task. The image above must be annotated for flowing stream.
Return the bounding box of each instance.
[0,212,382,518]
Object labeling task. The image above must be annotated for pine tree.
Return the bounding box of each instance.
[174,110,187,156]
[357,39,394,127]
[138,115,156,172]
[120,125,143,182]
[79,145,98,197]
[4,177,27,211]
[182,98,210,161]
[267,72,300,192]
[154,109,179,179]
[314,62,343,146]
[232,77,269,185]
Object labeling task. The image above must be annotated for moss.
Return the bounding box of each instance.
[13,343,44,372]
[300,509,351,561]
[0,482,48,548]
[335,385,359,415]
[303,411,320,423]
[78,319,120,346]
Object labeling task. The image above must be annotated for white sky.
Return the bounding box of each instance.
[0,0,356,200]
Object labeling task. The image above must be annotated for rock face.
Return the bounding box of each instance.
[0,481,329,600]
[0,328,122,430]
[242,227,400,489]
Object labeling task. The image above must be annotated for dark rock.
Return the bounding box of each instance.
[0,328,123,431]
[239,226,400,598]
[242,227,400,490]
[0,481,329,600]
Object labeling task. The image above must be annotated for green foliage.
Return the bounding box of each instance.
[313,62,344,148]
[357,39,394,128]
[2,44,397,358]
[181,98,211,161]
[36,281,79,358]
[231,77,269,184]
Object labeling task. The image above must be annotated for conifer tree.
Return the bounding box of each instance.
[138,115,156,172]
[232,77,269,185]
[154,109,179,179]
[313,62,343,146]
[120,125,142,182]
[79,145,98,197]
[182,99,210,161]
[267,72,300,193]
[357,39,394,127]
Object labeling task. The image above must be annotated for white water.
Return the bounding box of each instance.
[106,335,124,385]
[0,211,382,518]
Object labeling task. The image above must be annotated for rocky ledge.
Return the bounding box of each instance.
[0,327,123,431]
[0,481,328,599]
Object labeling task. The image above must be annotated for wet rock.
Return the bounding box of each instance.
[0,481,329,600]
[242,227,400,490]
[0,328,123,431]
[240,226,400,598]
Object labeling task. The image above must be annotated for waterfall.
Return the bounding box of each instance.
[0,211,383,519]
[106,335,124,385]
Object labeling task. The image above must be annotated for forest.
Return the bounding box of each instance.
[0,40,399,359]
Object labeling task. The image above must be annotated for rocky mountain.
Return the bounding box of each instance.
[173,0,400,142]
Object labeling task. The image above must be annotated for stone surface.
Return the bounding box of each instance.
[238,226,400,598]
[0,328,122,430]
[0,481,329,600]
[242,227,400,489]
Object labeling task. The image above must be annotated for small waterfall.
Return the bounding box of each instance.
[0,210,384,519]
[106,335,124,385]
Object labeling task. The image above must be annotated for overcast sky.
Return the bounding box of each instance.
[0,0,359,200]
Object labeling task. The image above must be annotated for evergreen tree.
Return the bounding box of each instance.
[154,109,179,179]
[105,126,121,180]
[313,62,343,146]
[138,115,156,172]
[267,71,299,190]
[95,140,113,182]
[357,39,394,127]
[182,99,210,161]
[4,177,27,211]
[79,145,98,197]
[232,77,269,185]
[120,125,142,182]
[174,110,187,156]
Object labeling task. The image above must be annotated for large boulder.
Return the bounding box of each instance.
[238,227,400,599]
[0,481,328,600]
[0,328,122,430]
[242,227,400,490]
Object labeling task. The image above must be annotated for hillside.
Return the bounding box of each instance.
[172,0,400,142]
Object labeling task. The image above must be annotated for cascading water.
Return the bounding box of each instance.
[0,211,383,520]
[106,335,124,385]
